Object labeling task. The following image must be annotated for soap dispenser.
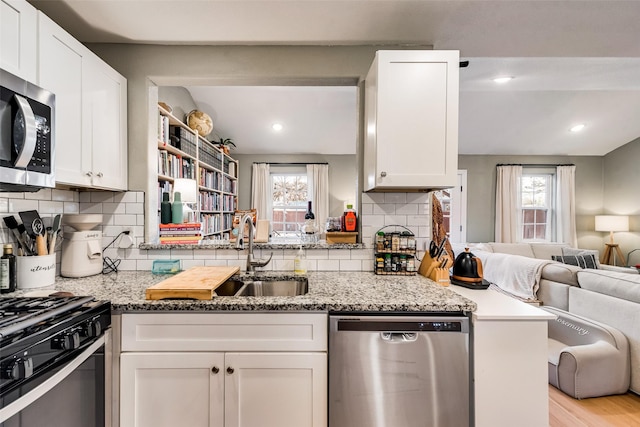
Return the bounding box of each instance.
[294,246,307,275]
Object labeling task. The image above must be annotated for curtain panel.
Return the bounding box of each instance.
[307,164,329,234]
[495,165,522,243]
[556,165,578,247]
[251,163,271,221]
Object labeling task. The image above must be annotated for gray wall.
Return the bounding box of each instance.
[603,136,640,264]
[157,86,197,121]
[458,155,604,250]
[234,154,357,218]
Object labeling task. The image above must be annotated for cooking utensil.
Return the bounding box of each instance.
[435,237,448,259]
[17,223,35,255]
[429,240,439,258]
[3,215,30,255]
[18,210,41,237]
[32,218,48,256]
[49,214,62,254]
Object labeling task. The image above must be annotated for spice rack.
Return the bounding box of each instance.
[374,225,417,276]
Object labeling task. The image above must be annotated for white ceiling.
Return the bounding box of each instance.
[28,0,640,156]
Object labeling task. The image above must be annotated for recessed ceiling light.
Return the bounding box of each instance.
[569,124,585,132]
[272,123,283,131]
[492,76,514,84]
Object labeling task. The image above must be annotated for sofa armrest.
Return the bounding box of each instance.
[600,264,639,274]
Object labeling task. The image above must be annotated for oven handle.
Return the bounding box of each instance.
[0,334,106,423]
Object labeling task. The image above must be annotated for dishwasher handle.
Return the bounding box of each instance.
[381,332,418,342]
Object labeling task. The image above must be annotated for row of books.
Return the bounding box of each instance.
[200,213,234,235]
[199,139,224,170]
[158,151,196,179]
[158,222,202,245]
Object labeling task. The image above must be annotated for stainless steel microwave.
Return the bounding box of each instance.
[0,68,55,192]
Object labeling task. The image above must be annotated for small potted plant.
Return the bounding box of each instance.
[216,138,235,155]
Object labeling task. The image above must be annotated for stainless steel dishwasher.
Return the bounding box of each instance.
[329,315,471,427]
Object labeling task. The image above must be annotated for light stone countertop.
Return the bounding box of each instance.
[9,271,477,314]
[138,241,364,250]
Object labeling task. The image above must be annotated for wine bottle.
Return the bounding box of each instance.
[305,201,315,220]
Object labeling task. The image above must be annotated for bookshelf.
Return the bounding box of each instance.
[157,105,239,240]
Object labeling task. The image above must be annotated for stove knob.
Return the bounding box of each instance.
[2,357,34,380]
[52,330,81,350]
[82,318,102,338]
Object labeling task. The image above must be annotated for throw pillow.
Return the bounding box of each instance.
[552,254,599,269]
[562,247,601,267]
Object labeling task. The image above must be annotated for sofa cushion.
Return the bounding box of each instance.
[562,247,601,267]
[531,243,571,260]
[541,262,581,286]
[577,269,640,304]
[552,254,599,270]
[488,242,535,257]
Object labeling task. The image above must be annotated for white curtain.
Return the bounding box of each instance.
[495,165,522,243]
[307,164,329,233]
[251,163,270,221]
[556,165,577,247]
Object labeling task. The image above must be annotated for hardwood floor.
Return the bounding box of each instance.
[549,385,640,426]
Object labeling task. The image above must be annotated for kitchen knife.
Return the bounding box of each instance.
[435,237,448,259]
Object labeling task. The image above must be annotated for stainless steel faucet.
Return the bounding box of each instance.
[235,214,272,273]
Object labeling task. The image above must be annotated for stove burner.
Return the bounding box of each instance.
[0,296,111,399]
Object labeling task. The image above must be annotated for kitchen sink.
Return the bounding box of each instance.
[215,278,309,297]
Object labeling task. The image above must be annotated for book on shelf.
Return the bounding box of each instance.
[159,237,203,245]
[159,235,202,242]
[159,230,204,236]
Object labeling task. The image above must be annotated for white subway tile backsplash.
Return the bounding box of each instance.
[25,188,52,200]
[126,203,144,215]
[90,192,114,203]
[103,202,126,215]
[114,215,137,226]
[79,192,91,203]
[0,199,8,213]
[116,259,137,271]
[136,260,155,270]
[362,193,385,204]
[9,199,39,212]
[328,250,351,260]
[306,249,329,259]
[204,259,229,267]
[52,189,77,202]
[395,203,418,215]
[38,200,64,214]
[360,203,373,215]
[113,192,138,203]
[339,260,362,271]
[407,215,429,227]
[373,204,395,215]
[317,259,340,271]
[79,203,103,214]
[406,193,430,204]
[181,259,205,269]
[63,202,80,214]
[146,249,171,259]
[350,249,374,260]
[362,215,385,228]
[193,249,217,259]
[384,193,407,204]
[169,249,195,260]
[384,215,407,226]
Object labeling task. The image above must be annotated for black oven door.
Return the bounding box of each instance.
[0,330,110,427]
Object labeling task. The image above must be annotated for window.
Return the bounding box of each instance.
[520,173,554,241]
[271,172,307,237]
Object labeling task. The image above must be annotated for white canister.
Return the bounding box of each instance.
[16,254,56,289]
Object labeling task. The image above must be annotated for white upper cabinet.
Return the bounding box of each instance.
[0,0,37,81]
[37,11,127,190]
[364,50,459,191]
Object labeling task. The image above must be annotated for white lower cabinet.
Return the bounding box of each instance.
[119,313,328,427]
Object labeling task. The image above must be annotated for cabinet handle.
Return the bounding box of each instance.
[380,171,387,177]
[86,171,93,177]
[226,366,234,374]
[96,172,104,178]
[211,366,220,374]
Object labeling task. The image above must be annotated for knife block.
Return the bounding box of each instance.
[418,252,451,286]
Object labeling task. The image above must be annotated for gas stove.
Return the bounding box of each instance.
[0,296,111,398]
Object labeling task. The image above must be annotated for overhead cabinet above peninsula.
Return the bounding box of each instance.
[364,50,459,191]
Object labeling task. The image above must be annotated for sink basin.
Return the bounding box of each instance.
[214,279,246,296]
[215,278,308,297]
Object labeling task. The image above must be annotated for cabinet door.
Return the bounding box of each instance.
[224,352,327,427]
[120,352,225,427]
[0,0,37,82]
[38,12,92,187]
[85,54,128,190]
[364,50,459,191]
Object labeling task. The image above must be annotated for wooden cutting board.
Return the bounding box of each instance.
[145,266,240,300]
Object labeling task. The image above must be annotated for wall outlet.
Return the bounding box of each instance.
[118,234,134,249]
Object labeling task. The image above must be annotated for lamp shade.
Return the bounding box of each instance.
[595,215,629,232]
[173,178,198,204]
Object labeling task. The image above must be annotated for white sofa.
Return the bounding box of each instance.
[453,242,640,394]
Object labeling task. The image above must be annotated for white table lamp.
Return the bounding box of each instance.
[173,178,198,223]
[595,215,629,265]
